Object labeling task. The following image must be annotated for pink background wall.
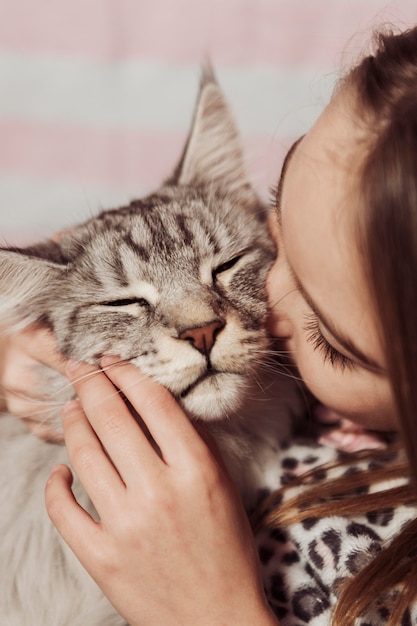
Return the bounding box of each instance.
[1,0,417,243]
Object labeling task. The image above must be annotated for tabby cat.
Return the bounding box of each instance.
[0,68,304,625]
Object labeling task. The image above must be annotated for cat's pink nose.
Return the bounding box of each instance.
[179,320,224,354]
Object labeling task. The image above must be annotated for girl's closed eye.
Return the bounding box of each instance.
[303,312,355,371]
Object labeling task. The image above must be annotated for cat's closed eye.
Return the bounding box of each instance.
[212,255,243,281]
[102,298,150,308]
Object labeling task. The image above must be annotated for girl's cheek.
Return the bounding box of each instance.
[291,340,353,411]
[294,344,387,426]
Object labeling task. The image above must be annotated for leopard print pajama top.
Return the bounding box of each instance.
[255,440,417,625]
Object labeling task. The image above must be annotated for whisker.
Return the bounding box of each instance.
[268,287,299,309]
[99,358,131,375]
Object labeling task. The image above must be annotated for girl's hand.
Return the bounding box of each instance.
[45,357,277,626]
[314,405,387,452]
[0,324,66,441]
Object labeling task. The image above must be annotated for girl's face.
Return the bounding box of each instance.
[267,94,397,432]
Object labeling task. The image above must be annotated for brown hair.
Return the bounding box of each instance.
[257,26,417,625]
[352,27,417,485]
[348,25,417,624]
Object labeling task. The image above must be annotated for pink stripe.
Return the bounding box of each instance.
[1,1,415,68]
[0,119,291,194]
[1,231,44,246]
[1,120,185,190]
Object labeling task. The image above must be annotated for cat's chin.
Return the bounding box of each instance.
[178,372,246,421]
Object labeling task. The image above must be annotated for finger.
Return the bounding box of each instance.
[6,324,66,373]
[21,417,65,443]
[318,428,387,452]
[61,400,126,514]
[66,361,164,481]
[1,324,66,419]
[45,464,102,558]
[1,339,48,410]
[2,388,50,420]
[101,356,210,468]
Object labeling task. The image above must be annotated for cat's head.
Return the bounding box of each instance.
[0,66,276,422]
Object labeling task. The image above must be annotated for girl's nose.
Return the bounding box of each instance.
[267,310,293,339]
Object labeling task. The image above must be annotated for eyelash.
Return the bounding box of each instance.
[303,312,355,371]
[269,182,281,212]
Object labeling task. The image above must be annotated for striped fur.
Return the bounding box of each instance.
[0,69,304,626]
[0,69,276,422]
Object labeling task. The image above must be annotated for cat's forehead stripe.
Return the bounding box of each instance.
[142,210,176,248]
[123,231,151,262]
[127,210,219,258]
[175,213,194,247]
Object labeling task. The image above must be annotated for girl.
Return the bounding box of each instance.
[2,25,417,626]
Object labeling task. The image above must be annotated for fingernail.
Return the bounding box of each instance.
[62,399,81,415]
[101,355,121,367]
[67,359,83,373]
[46,465,63,486]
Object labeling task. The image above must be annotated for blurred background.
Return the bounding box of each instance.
[0,0,416,244]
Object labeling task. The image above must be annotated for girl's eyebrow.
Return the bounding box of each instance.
[274,136,304,224]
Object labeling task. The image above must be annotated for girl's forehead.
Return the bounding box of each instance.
[280,96,386,371]
[298,94,368,175]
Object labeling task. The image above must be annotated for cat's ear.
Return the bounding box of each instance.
[0,249,65,327]
[170,65,250,191]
